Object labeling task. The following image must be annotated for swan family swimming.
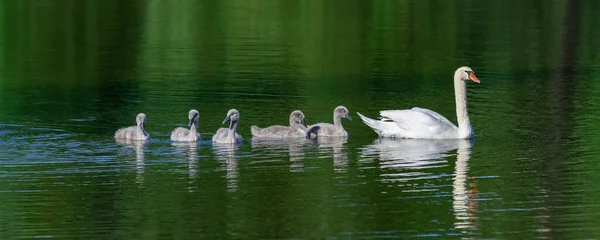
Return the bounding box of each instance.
[114,66,480,144]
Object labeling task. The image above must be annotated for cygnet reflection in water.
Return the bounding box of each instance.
[115,138,146,186]
[311,136,349,172]
[213,143,240,192]
[172,141,199,192]
[251,137,310,172]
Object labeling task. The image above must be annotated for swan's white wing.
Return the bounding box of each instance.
[409,107,457,128]
[380,108,457,137]
[356,112,405,137]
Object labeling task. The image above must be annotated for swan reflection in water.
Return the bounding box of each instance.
[251,137,309,172]
[452,139,479,234]
[172,142,199,192]
[212,143,239,192]
[360,139,479,233]
[312,136,349,173]
[115,138,146,187]
[360,139,464,171]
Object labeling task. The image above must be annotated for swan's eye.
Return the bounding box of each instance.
[464,71,473,78]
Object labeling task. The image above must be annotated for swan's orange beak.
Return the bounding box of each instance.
[469,73,480,83]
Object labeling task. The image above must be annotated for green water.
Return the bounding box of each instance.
[1,0,600,239]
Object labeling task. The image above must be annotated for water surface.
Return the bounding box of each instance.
[2,0,600,239]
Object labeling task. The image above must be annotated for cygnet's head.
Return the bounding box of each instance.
[222,108,240,124]
[188,109,200,127]
[455,66,480,83]
[290,110,307,128]
[334,106,352,120]
[136,113,147,131]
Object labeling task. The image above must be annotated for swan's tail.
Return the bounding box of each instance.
[250,125,262,136]
[356,112,384,136]
[306,125,320,139]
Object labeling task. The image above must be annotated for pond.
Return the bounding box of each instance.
[1,0,600,239]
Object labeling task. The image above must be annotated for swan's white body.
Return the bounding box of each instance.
[357,66,480,139]
[115,113,149,141]
[171,110,200,142]
[250,110,308,139]
[307,106,352,139]
[357,107,464,139]
[213,109,243,144]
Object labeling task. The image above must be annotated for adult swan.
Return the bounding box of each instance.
[357,66,480,139]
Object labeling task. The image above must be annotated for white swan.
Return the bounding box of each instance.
[114,113,149,140]
[357,66,480,139]
[170,109,200,142]
[307,106,352,139]
[250,110,308,138]
[212,109,243,144]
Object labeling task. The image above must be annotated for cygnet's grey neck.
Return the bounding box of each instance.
[189,121,198,135]
[228,119,239,138]
[333,114,344,131]
[137,122,145,135]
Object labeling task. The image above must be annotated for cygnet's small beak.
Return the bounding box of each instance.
[222,115,230,125]
[301,119,307,128]
[346,113,353,121]
[140,122,145,132]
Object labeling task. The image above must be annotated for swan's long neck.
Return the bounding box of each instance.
[228,120,239,139]
[454,73,472,138]
[333,113,344,131]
